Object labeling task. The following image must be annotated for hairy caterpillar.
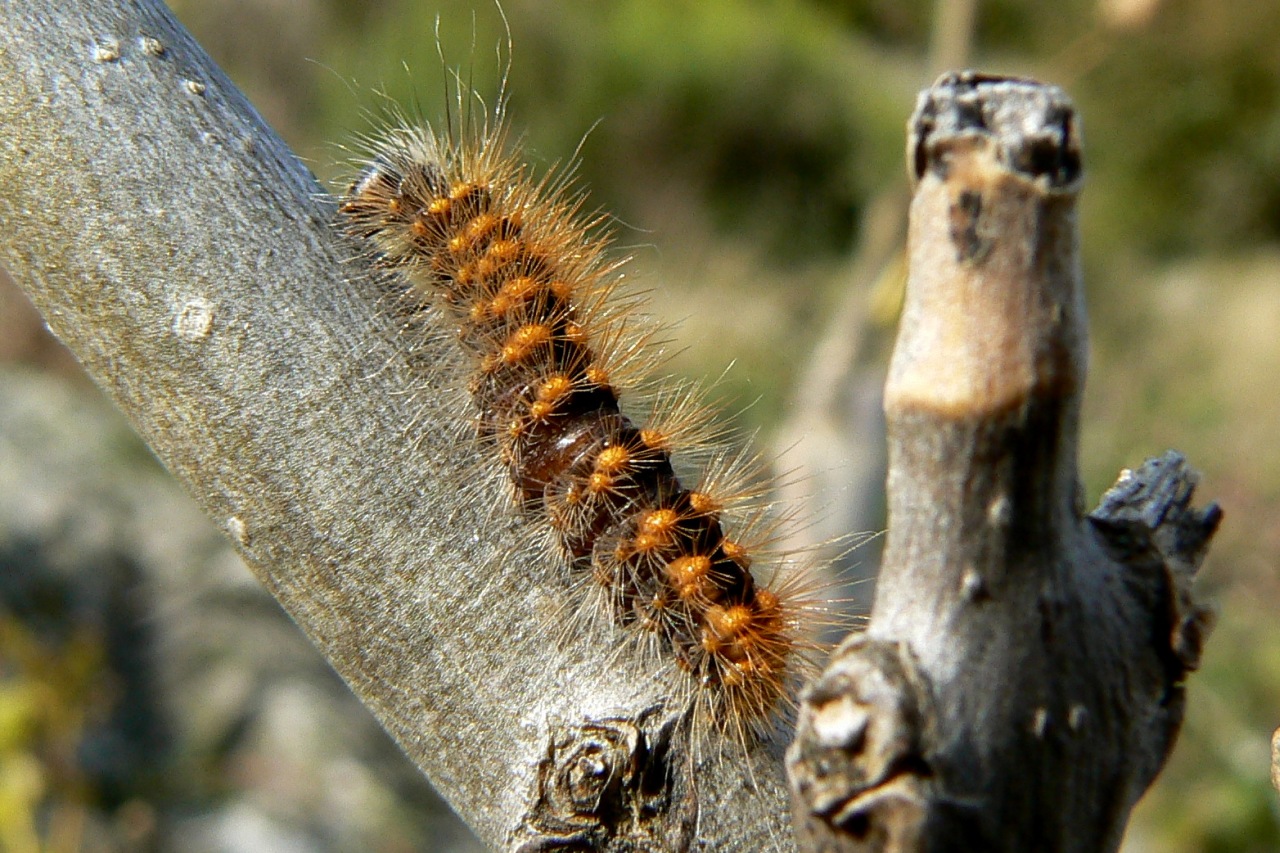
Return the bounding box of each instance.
[338,92,839,748]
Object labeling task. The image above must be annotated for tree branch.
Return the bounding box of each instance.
[0,2,791,848]
[786,73,1219,852]
[1273,726,1280,798]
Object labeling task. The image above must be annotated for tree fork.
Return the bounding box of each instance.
[786,73,1220,852]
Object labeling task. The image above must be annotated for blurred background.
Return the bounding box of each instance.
[2,0,1278,849]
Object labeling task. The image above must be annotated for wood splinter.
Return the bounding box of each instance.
[786,72,1220,853]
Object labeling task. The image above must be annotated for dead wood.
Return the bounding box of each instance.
[786,72,1219,853]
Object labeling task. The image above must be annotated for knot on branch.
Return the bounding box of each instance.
[786,636,934,851]
[1089,450,1220,676]
[512,708,695,852]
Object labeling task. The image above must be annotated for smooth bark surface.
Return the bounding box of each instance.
[786,73,1219,852]
[0,2,792,849]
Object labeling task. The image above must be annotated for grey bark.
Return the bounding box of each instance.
[786,73,1219,852]
[0,1,793,849]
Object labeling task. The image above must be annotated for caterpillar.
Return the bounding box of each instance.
[338,94,836,748]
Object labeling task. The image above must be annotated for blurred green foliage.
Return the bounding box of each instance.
[0,558,159,853]
[121,0,1280,849]
[0,617,103,853]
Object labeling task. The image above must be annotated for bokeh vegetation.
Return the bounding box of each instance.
[4,0,1278,849]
